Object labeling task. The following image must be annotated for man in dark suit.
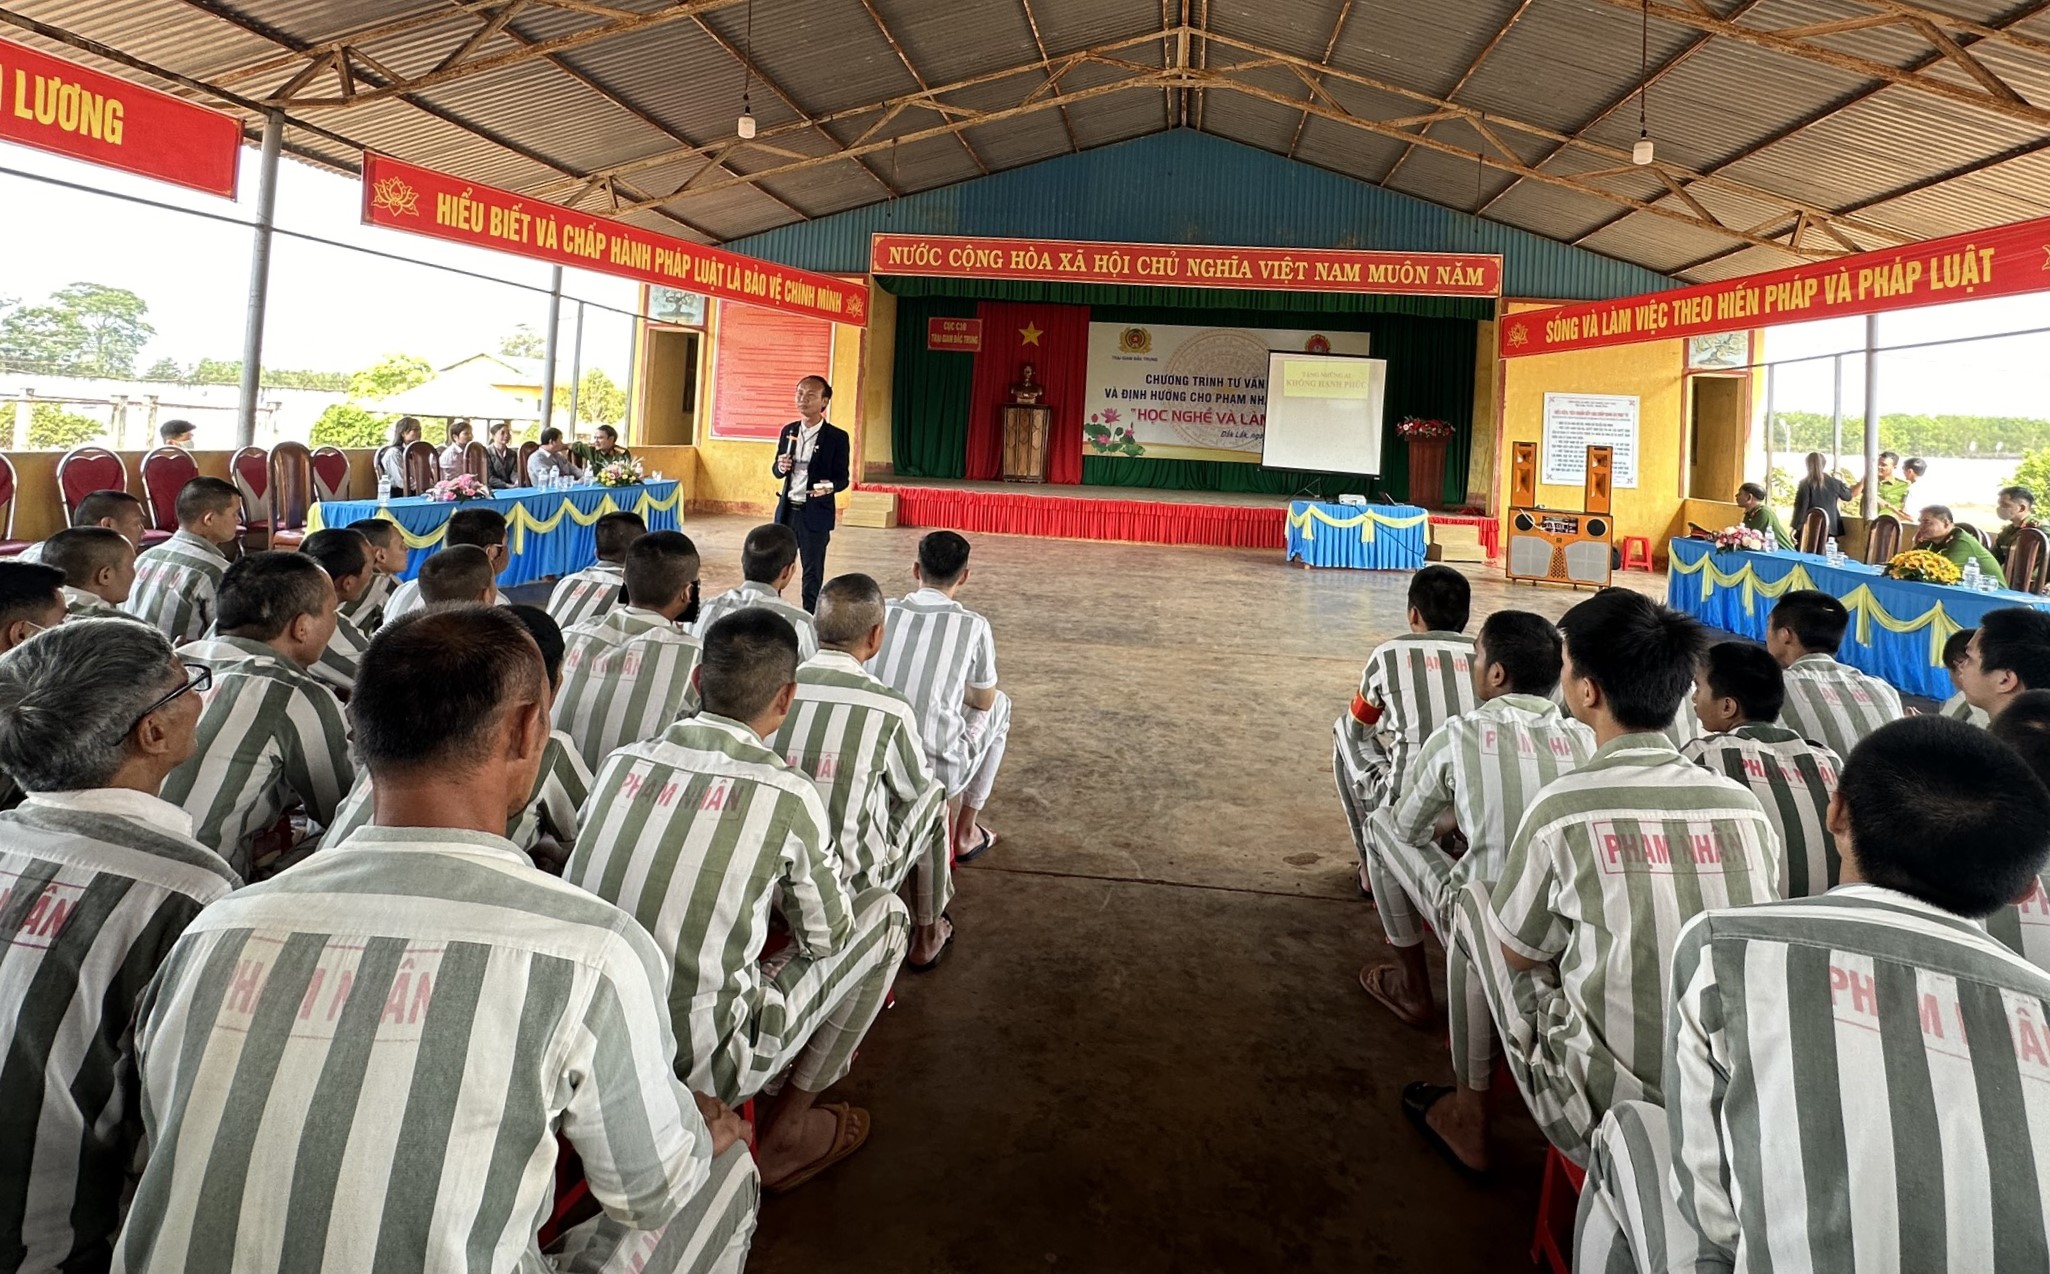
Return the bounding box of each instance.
[771,375,850,611]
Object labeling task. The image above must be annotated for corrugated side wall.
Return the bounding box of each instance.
[727,129,1678,302]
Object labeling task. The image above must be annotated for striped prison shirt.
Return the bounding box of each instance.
[0,792,237,1274]
[568,713,853,1093]
[123,530,229,644]
[63,586,131,621]
[1779,652,1904,761]
[769,649,947,893]
[337,570,392,634]
[546,561,628,631]
[1941,689,1990,727]
[306,609,371,697]
[1336,631,1478,803]
[553,606,704,772]
[157,635,352,879]
[1383,694,1596,887]
[1487,733,1780,1116]
[381,578,511,624]
[115,825,720,1274]
[322,730,593,854]
[1665,887,2050,1272]
[1683,723,1842,899]
[1988,868,2050,974]
[867,587,1000,796]
[692,582,819,662]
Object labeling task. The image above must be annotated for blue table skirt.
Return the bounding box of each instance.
[309,481,682,587]
[1666,537,2050,699]
[1285,501,1430,571]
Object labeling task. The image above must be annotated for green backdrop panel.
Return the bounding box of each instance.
[889,295,979,480]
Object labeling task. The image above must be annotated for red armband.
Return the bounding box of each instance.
[1349,693,1383,727]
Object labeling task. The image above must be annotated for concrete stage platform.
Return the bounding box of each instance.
[856,478,1499,553]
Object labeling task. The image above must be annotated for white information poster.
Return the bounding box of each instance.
[1542,392,1639,488]
[1084,322,1370,463]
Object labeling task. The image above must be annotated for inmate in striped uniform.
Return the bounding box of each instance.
[116,826,758,1274]
[553,606,704,772]
[382,577,511,624]
[1987,869,2050,974]
[1941,689,1990,727]
[1363,693,1596,947]
[1683,723,1842,898]
[1333,632,1477,837]
[337,569,391,634]
[867,587,1008,801]
[769,649,952,925]
[692,582,818,662]
[1779,652,1903,761]
[0,793,237,1274]
[122,530,228,644]
[157,635,352,878]
[568,714,910,1104]
[306,608,370,696]
[1577,887,2050,1274]
[323,729,592,854]
[548,560,628,631]
[1447,733,1779,1162]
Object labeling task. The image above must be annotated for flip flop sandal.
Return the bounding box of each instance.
[1400,1082,1487,1182]
[909,913,956,973]
[765,1102,871,1195]
[955,825,997,864]
[1359,964,1439,1031]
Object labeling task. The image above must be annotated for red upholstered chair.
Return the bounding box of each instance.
[56,446,127,522]
[461,440,491,486]
[1530,1146,1587,1273]
[267,442,316,550]
[311,446,351,502]
[139,446,199,545]
[233,446,270,551]
[0,454,27,557]
[402,440,439,496]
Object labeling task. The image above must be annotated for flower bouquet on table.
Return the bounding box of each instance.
[1711,525,1769,553]
[595,457,646,488]
[1395,416,1455,441]
[1885,549,1962,585]
[427,474,489,503]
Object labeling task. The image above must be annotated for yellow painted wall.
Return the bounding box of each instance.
[1469,317,1498,507]
[1498,301,1691,563]
[861,288,898,477]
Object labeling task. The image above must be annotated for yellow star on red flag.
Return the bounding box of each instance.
[1019,322,1044,346]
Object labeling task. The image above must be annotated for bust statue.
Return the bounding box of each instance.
[1008,363,1044,405]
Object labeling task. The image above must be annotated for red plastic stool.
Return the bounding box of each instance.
[1619,536,1653,572]
[1530,1145,1588,1272]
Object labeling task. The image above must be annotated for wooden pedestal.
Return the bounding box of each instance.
[1001,405,1051,483]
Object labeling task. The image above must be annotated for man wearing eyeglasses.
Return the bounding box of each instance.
[0,561,68,813]
[159,551,352,878]
[0,618,238,1274]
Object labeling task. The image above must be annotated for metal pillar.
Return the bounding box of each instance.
[565,301,585,432]
[540,267,563,432]
[1830,354,1843,469]
[1862,314,1881,519]
[1762,365,1775,488]
[236,112,283,449]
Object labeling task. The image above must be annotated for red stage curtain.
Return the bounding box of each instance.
[966,301,1087,484]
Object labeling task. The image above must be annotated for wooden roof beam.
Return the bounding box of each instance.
[1285,0,1354,159]
[1380,0,1536,190]
[1017,0,1080,152]
[856,0,988,174]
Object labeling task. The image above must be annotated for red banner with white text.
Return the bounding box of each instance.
[362,153,867,327]
[0,36,240,197]
[1501,215,2050,358]
[872,233,1501,298]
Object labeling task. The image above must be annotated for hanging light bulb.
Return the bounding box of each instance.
[1631,0,1654,165]
[1633,133,1654,166]
[735,0,756,139]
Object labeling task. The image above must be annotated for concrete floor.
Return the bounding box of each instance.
[610,516,1670,1273]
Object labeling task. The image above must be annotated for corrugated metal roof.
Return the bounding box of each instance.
[9,0,2050,292]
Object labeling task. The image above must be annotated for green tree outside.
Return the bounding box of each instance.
[348,353,434,401]
[500,325,546,359]
[0,283,154,376]
[309,402,394,448]
[27,402,107,449]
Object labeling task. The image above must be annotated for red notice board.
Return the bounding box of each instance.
[710,301,835,442]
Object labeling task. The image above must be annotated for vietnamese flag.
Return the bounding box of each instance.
[965,300,1087,484]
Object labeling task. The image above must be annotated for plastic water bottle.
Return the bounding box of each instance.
[1964,559,1982,592]
[1823,537,1838,566]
